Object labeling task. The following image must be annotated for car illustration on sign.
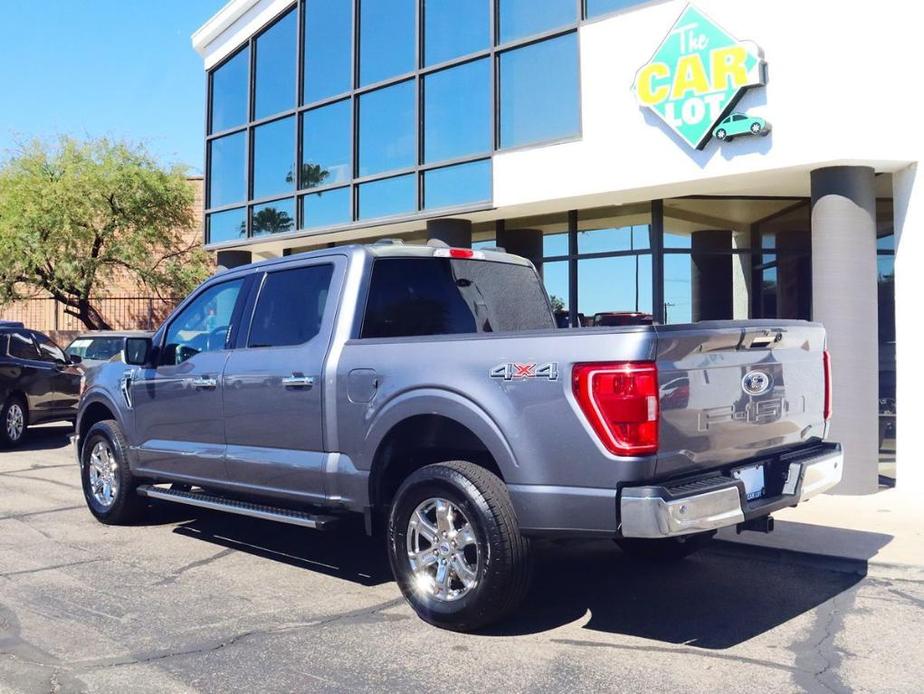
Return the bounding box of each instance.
[713,113,770,142]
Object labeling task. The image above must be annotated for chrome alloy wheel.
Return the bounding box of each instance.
[5,403,24,441]
[406,498,480,602]
[88,441,119,508]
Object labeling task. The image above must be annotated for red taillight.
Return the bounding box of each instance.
[572,361,659,456]
[823,349,832,421]
[448,248,474,258]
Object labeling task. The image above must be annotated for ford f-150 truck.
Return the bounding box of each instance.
[75,241,841,631]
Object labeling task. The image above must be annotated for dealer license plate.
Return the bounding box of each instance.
[733,463,766,501]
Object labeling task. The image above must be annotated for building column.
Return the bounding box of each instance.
[691,230,732,321]
[426,218,471,248]
[496,227,543,273]
[893,164,921,493]
[811,166,878,495]
[216,250,252,270]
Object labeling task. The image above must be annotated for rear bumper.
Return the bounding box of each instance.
[619,442,843,538]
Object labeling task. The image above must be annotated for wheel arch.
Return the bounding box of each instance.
[364,389,518,513]
[77,395,125,458]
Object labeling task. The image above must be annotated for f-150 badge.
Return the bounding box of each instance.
[490,362,559,381]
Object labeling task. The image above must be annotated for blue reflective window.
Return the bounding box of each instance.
[304,0,352,102]
[358,80,415,177]
[252,198,296,236]
[252,116,295,200]
[585,0,644,18]
[254,9,296,120]
[210,47,249,133]
[301,187,352,229]
[208,207,247,244]
[360,0,415,86]
[498,0,576,43]
[208,131,246,207]
[499,34,580,149]
[424,160,491,209]
[424,59,491,164]
[359,174,416,219]
[301,100,352,189]
[424,0,490,66]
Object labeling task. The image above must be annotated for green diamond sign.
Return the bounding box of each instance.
[633,5,766,150]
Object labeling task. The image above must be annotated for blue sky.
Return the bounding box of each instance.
[0,0,227,173]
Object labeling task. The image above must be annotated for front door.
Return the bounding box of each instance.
[222,259,341,502]
[130,277,247,484]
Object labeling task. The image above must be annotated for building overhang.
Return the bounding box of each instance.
[193,0,292,69]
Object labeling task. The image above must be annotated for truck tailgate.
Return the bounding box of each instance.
[654,320,828,478]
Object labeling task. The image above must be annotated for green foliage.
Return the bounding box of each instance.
[549,294,565,312]
[0,137,211,328]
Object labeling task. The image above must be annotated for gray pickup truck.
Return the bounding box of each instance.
[75,242,842,631]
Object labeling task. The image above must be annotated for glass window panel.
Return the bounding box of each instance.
[358,80,415,177]
[542,260,570,326]
[499,34,580,149]
[301,100,352,189]
[208,207,247,244]
[208,131,246,208]
[304,0,352,103]
[424,160,491,209]
[210,47,248,133]
[424,59,491,163]
[249,265,335,348]
[543,232,569,257]
[663,253,693,324]
[360,0,415,86]
[578,255,652,320]
[585,0,644,18]
[252,116,295,200]
[424,0,490,65]
[498,0,576,43]
[578,225,651,254]
[254,9,296,120]
[358,174,416,219]
[252,198,295,236]
[301,187,352,229]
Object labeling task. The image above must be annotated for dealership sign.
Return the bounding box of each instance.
[633,5,766,150]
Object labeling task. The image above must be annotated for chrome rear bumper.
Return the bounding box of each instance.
[619,443,843,539]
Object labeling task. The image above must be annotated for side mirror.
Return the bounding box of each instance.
[68,354,82,365]
[124,337,154,366]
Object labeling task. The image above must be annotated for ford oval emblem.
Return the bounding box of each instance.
[742,370,772,396]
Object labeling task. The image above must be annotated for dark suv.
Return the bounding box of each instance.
[0,322,82,447]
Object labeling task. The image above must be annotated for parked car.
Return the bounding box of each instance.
[0,322,82,447]
[75,243,841,631]
[66,331,153,370]
[713,112,770,141]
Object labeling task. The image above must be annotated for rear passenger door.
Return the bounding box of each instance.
[222,257,343,502]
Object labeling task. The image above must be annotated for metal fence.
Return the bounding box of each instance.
[0,297,181,332]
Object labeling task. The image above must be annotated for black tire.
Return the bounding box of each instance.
[0,395,28,448]
[80,419,146,525]
[387,461,531,632]
[616,531,714,562]
[750,122,762,134]
[715,128,726,140]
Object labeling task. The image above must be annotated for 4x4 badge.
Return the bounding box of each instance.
[490,362,559,381]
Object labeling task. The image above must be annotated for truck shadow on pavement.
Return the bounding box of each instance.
[160,506,862,648]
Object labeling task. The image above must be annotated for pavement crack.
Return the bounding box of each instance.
[155,548,236,586]
[0,505,83,522]
[1,558,104,579]
[790,590,854,694]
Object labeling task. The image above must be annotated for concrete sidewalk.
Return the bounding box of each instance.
[716,488,923,580]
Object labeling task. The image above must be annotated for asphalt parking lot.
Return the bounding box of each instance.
[2,425,922,693]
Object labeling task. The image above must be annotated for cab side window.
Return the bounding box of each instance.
[162,279,245,365]
[8,332,39,360]
[33,333,67,363]
[248,265,334,348]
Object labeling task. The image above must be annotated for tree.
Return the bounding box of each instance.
[252,206,294,235]
[0,137,211,329]
[549,294,565,312]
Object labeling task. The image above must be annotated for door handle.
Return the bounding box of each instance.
[190,376,218,389]
[282,374,315,389]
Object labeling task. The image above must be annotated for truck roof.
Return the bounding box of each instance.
[215,242,534,279]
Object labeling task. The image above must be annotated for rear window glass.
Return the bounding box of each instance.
[84,337,124,360]
[361,257,554,338]
[8,332,38,360]
[249,264,335,348]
